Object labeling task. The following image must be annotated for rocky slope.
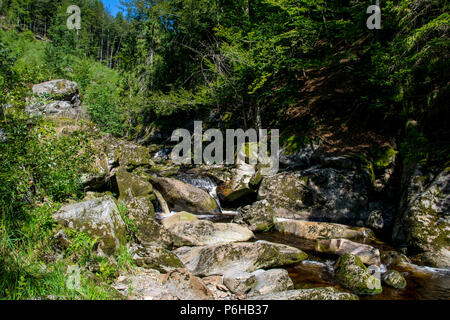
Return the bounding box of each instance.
[24,79,449,300]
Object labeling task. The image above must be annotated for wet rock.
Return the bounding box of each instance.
[223,271,256,295]
[52,196,126,256]
[163,218,254,247]
[335,254,382,295]
[163,268,214,300]
[174,240,307,276]
[275,219,373,241]
[381,251,411,268]
[233,200,276,232]
[393,166,450,268]
[151,176,218,214]
[315,239,381,265]
[248,287,358,300]
[130,245,184,272]
[258,168,369,224]
[382,270,407,289]
[250,269,294,296]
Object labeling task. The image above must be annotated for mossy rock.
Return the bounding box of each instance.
[335,254,382,296]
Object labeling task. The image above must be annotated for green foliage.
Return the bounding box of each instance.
[117,201,137,241]
[64,230,98,265]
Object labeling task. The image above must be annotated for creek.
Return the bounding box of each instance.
[156,171,450,300]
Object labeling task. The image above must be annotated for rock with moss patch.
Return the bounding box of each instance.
[233,200,276,232]
[217,143,260,205]
[275,219,373,241]
[335,254,382,295]
[163,268,214,300]
[174,240,307,277]
[315,239,380,265]
[249,269,294,296]
[114,167,153,200]
[163,218,254,247]
[381,251,411,268]
[382,270,407,289]
[52,196,126,256]
[162,212,199,228]
[247,287,358,300]
[258,168,368,224]
[130,245,184,272]
[393,166,450,268]
[223,271,256,295]
[150,176,218,214]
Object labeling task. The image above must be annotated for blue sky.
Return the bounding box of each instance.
[101,0,124,17]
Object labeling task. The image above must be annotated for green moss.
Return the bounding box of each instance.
[374,147,398,170]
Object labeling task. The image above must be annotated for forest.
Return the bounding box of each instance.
[0,0,449,301]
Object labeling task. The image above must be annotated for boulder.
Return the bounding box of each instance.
[258,168,369,224]
[216,143,258,204]
[315,239,381,265]
[249,269,294,296]
[115,168,153,200]
[174,241,307,276]
[233,200,276,232]
[163,268,215,300]
[163,218,254,247]
[150,176,218,214]
[382,270,407,289]
[102,135,153,171]
[113,269,178,300]
[274,219,373,241]
[335,254,382,295]
[162,212,199,228]
[381,251,411,268]
[247,287,358,300]
[113,268,213,300]
[130,245,184,272]
[32,79,80,102]
[393,166,450,268]
[52,196,126,256]
[223,271,256,295]
[27,80,84,119]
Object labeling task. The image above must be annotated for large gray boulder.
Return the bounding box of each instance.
[52,196,126,256]
[275,219,373,241]
[162,268,215,300]
[249,269,294,296]
[174,241,307,276]
[258,168,369,224]
[233,200,276,232]
[27,80,84,119]
[130,245,184,272]
[247,287,358,300]
[150,176,218,214]
[32,79,80,101]
[162,213,254,247]
[393,166,450,268]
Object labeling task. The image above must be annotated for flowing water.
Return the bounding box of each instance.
[158,170,450,300]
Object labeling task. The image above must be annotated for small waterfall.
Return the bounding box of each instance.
[176,172,223,212]
[154,189,171,219]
